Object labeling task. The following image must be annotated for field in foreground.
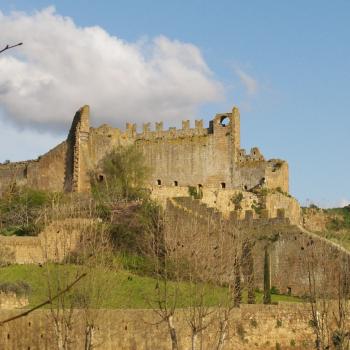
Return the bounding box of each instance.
[0,263,302,308]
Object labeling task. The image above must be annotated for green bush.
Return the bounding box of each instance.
[188,186,203,199]
[92,145,150,202]
[0,281,31,296]
[231,192,243,209]
[0,187,51,236]
[270,286,280,295]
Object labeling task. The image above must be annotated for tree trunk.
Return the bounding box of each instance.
[84,325,94,350]
[192,331,198,350]
[167,315,179,350]
[263,246,271,305]
[233,257,241,307]
[216,318,228,350]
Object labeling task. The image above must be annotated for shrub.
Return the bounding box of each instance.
[0,281,31,296]
[92,145,150,202]
[188,186,203,199]
[231,192,243,210]
[270,286,280,295]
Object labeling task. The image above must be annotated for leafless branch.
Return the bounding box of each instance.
[0,272,87,326]
[0,42,23,54]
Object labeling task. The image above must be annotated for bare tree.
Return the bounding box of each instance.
[304,240,350,350]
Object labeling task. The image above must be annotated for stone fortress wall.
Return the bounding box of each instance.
[166,196,350,297]
[0,219,89,264]
[0,104,289,196]
[0,305,314,350]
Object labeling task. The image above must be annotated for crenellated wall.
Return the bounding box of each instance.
[0,104,289,195]
[166,197,350,297]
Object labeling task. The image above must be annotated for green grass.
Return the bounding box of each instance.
[0,264,302,309]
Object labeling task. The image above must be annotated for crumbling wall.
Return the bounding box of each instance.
[0,104,290,195]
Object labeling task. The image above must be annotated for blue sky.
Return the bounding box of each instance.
[0,0,349,207]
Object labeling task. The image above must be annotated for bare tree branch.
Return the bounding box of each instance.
[0,42,23,54]
[0,272,87,326]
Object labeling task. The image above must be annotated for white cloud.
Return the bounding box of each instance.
[0,7,223,132]
[337,199,350,208]
[235,67,258,96]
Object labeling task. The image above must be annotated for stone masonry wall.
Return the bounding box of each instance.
[0,305,314,350]
[0,219,87,264]
[166,197,350,297]
[0,104,289,195]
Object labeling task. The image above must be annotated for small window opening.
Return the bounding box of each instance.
[174,181,178,187]
[287,287,292,296]
[219,116,230,127]
[7,334,10,340]
[157,179,161,186]
[244,185,248,190]
[220,182,226,189]
[198,184,203,189]
[97,174,104,182]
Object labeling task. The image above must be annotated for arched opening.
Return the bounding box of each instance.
[157,179,162,186]
[220,182,226,189]
[174,180,178,187]
[219,115,230,127]
[97,174,104,182]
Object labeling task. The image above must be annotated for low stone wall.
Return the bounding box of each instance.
[0,293,28,310]
[0,304,314,349]
[0,219,90,264]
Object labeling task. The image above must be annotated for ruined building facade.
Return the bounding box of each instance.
[0,105,289,195]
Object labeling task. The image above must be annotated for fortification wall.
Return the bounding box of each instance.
[0,161,32,195]
[135,113,239,189]
[0,219,87,264]
[166,197,350,297]
[0,305,314,349]
[0,104,290,196]
[0,292,28,309]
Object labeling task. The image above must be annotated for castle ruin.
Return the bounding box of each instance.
[0,105,289,196]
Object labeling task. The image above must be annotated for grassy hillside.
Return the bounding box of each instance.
[0,264,301,309]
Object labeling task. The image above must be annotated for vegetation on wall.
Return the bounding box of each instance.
[91,145,151,202]
[0,185,53,236]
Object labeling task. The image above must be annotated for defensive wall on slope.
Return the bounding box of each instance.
[166,197,350,296]
[0,105,289,196]
[0,305,314,350]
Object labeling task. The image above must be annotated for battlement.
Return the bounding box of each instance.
[170,197,290,227]
[238,147,265,163]
[0,104,289,195]
[134,119,209,140]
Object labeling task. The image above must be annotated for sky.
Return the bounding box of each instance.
[0,0,349,208]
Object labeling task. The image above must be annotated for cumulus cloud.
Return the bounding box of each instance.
[235,67,258,96]
[0,7,223,132]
